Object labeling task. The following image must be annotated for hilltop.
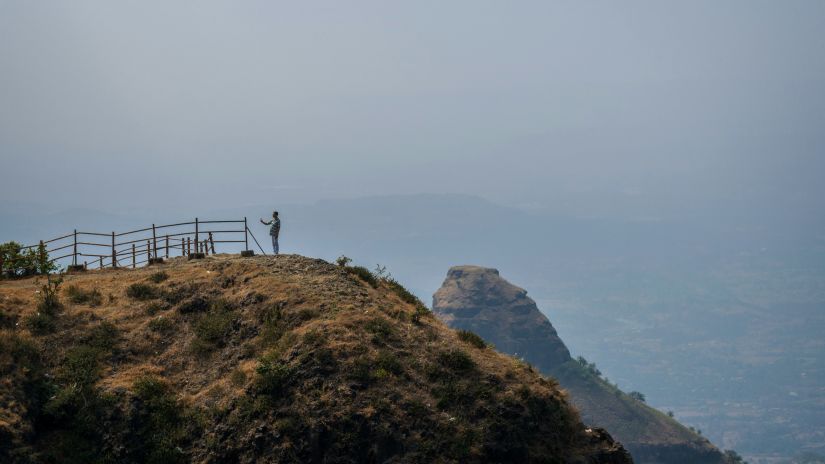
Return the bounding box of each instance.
[0,254,631,463]
[433,265,730,464]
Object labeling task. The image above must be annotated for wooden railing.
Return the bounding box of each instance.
[20,217,266,270]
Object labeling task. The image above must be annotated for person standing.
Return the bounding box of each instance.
[260,211,281,255]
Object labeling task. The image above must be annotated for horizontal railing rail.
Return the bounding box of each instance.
[20,217,266,271]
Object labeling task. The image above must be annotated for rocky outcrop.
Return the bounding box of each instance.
[434,266,571,368]
[433,265,730,464]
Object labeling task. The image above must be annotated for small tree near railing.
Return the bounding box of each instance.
[1,241,56,278]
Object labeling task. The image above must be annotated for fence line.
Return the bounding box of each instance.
[21,217,264,271]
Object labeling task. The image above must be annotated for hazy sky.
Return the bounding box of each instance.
[2,1,824,223]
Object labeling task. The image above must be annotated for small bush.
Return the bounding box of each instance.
[375,350,403,376]
[63,345,103,386]
[457,330,487,349]
[255,357,292,396]
[230,368,247,387]
[0,330,41,372]
[177,296,210,314]
[132,376,189,464]
[37,275,63,316]
[148,317,175,334]
[364,317,395,345]
[82,321,118,351]
[628,391,646,403]
[335,255,352,267]
[384,278,424,306]
[145,302,166,316]
[438,350,476,373]
[411,304,431,324]
[64,285,103,307]
[345,265,378,288]
[191,300,235,354]
[126,283,160,301]
[25,312,56,335]
[148,271,169,283]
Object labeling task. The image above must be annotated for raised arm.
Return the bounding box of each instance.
[260,218,272,225]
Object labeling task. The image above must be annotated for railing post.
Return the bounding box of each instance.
[99,256,103,269]
[209,232,215,254]
[111,232,117,268]
[187,237,191,255]
[152,224,157,259]
[194,217,199,254]
[132,244,136,268]
[73,229,78,266]
[244,217,249,251]
[181,238,185,256]
[146,240,151,262]
[165,235,169,258]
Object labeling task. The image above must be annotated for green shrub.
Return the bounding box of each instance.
[628,391,646,403]
[375,350,403,376]
[191,300,235,354]
[148,271,169,283]
[383,278,424,306]
[345,265,378,288]
[0,330,41,373]
[64,285,103,306]
[132,376,189,464]
[364,317,395,345]
[126,283,160,301]
[457,330,487,349]
[148,316,175,334]
[82,321,119,351]
[146,302,166,316]
[411,304,431,324]
[0,309,16,329]
[255,357,292,396]
[177,296,210,314]
[438,350,476,373]
[25,312,56,335]
[63,345,105,386]
[37,275,63,316]
[230,368,247,387]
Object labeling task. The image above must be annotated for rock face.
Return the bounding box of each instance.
[433,265,730,464]
[434,266,571,368]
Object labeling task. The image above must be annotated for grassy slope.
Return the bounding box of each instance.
[0,255,630,464]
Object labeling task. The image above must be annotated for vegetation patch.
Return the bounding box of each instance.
[457,330,487,349]
[438,349,476,373]
[148,271,169,283]
[64,285,103,307]
[255,355,293,397]
[81,321,119,351]
[177,295,211,314]
[24,276,63,335]
[346,265,378,288]
[375,350,404,377]
[191,300,236,354]
[145,301,167,316]
[365,317,396,345]
[126,283,160,301]
[148,316,176,334]
[132,376,195,464]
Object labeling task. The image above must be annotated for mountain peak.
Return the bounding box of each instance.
[1,254,631,463]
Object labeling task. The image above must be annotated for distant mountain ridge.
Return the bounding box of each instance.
[433,265,730,464]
